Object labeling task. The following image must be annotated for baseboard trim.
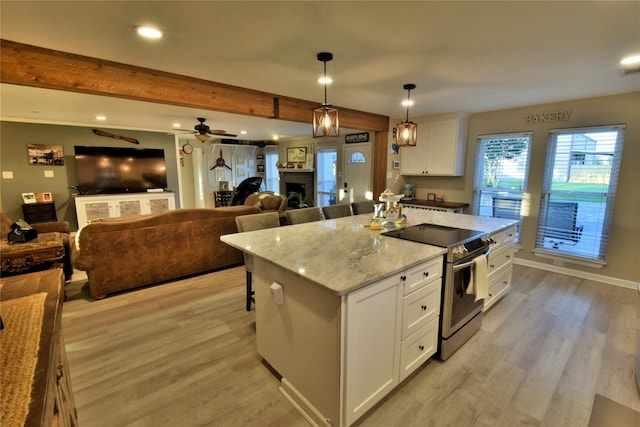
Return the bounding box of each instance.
[279,377,330,427]
[513,258,637,290]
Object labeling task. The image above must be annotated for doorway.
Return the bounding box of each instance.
[343,143,373,203]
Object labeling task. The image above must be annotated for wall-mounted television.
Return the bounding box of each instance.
[74,145,168,195]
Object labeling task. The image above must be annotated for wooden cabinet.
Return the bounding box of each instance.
[344,258,442,424]
[22,202,57,223]
[400,113,467,176]
[75,192,175,228]
[484,225,517,310]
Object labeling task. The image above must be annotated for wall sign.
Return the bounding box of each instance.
[525,110,572,124]
[345,132,369,143]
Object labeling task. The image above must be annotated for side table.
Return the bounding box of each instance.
[22,201,57,223]
[0,232,65,277]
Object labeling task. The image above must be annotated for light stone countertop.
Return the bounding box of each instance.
[221,209,517,295]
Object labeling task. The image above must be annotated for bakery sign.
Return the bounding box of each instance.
[525,110,572,124]
[345,132,370,143]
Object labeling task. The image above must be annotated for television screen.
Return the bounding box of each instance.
[74,145,168,194]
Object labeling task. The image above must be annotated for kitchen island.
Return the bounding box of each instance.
[221,210,516,427]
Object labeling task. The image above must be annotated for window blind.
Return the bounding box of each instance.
[472,132,532,241]
[534,125,624,263]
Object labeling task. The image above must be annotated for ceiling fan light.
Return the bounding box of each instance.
[313,105,339,138]
[195,133,210,143]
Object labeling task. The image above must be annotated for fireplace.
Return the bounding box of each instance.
[281,172,314,207]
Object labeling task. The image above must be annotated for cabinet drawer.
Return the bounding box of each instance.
[400,317,438,380]
[403,257,443,295]
[485,266,513,305]
[487,242,514,276]
[491,226,517,248]
[402,279,441,339]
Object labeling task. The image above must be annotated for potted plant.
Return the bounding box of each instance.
[287,192,307,208]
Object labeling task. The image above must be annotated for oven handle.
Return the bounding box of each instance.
[451,248,491,272]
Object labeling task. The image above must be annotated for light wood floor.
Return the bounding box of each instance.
[62,264,640,426]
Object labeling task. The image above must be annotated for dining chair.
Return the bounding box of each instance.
[351,200,375,215]
[322,204,353,219]
[285,207,323,225]
[235,211,280,311]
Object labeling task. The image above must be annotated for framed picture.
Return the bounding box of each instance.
[237,167,245,178]
[427,193,436,201]
[287,147,307,163]
[28,144,64,166]
[34,192,53,203]
[392,160,400,170]
[220,181,229,191]
[22,192,36,204]
[257,164,265,172]
[236,155,245,164]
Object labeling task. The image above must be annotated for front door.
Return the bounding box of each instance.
[343,143,373,203]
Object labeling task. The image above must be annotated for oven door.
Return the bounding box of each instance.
[440,250,488,340]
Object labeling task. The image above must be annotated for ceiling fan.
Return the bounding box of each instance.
[177,118,237,142]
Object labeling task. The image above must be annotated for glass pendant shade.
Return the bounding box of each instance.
[395,83,417,147]
[313,52,339,138]
[195,133,209,143]
[396,120,417,146]
[313,105,339,138]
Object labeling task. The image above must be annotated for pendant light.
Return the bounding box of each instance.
[396,83,417,147]
[312,52,339,138]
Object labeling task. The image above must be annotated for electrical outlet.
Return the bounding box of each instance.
[2,171,14,179]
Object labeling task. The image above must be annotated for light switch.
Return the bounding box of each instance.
[44,170,54,178]
[2,171,14,179]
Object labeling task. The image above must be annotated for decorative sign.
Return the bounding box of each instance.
[345,132,370,143]
[525,110,572,125]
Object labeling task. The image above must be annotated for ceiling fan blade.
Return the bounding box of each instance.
[210,131,237,137]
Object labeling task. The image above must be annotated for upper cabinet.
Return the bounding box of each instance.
[400,113,468,176]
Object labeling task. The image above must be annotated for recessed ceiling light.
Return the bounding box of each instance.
[272,135,280,141]
[136,26,162,39]
[318,76,332,84]
[96,115,106,121]
[401,100,414,107]
[621,54,640,66]
[172,123,181,128]
[240,130,247,135]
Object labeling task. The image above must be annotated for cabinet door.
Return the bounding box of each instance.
[345,275,401,426]
[487,242,514,276]
[485,266,513,311]
[114,197,143,218]
[424,117,461,175]
[80,200,112,225]
[148,195,173,215]
[399,130,428,175]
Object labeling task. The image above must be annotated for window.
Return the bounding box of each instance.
[534,125,624,266]
[472,132,532,242]
[317,148,337,206]
[264,148,279,193]
[348,151,366,163]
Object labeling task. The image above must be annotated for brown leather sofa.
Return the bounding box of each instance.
[244,192,287,225]
[72,206,260,299]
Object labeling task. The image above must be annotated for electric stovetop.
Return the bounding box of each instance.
[382,223,486,248]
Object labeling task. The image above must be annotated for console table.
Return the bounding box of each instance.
[74,192,175,228]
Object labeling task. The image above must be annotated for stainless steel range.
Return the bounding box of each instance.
[382,223,492,360]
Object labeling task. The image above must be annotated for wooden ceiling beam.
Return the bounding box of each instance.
[0,39,389,132]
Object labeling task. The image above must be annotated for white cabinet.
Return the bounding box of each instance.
[400,113,467,176]
[75,192,175,228]
[344,257,443,424]
[345,275,402,426]
[484,225,517,310]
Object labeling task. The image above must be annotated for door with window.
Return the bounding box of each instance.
[343,143,373,204]
[534,125,624,265]
[317,147,337,207]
